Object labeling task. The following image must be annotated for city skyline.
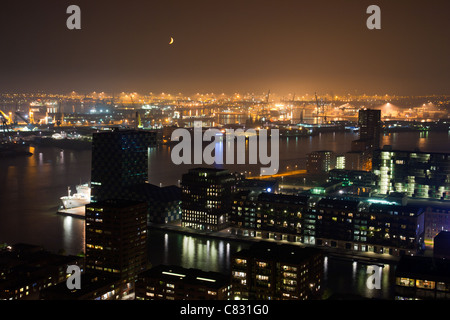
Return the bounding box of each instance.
[2,0,450,306]
[0,0,449,96]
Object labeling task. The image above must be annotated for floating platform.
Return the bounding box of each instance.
[57,206,85,219]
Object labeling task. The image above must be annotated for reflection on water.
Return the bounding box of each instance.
[1,131,450,297]
[323,256,395,299]
[3,130,450,254]
[149,229,245,273]
[150,229,396,299]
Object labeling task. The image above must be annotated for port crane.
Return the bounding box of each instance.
[0,111,9,134]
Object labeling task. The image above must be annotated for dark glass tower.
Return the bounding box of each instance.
[90,129,157,203]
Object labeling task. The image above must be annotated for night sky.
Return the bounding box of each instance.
[0,0,449,96]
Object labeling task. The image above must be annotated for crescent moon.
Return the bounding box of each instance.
[169,37,174,45]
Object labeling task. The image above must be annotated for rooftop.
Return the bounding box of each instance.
[316,198,361,210]
[138,265,229,289]
[87,199,147,209]
[128,183,181,202]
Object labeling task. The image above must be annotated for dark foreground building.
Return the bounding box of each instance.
[40,273,126,300]
[395,255,450,300]
[230,242,323,300]
[85,199,149,282]
[0,243,83,300]
[433,231,450,259]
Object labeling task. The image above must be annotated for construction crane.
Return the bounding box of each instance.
[0,110,12,124]
[0,112,9,134]
[15,111,30,124]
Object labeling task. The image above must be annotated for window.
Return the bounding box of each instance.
[437,282,450,292]
[397,277,414,287]
[416,280,435,290]
[257,261,267,268]
[233,271,246,278]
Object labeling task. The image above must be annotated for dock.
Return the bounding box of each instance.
[57,206,85,219]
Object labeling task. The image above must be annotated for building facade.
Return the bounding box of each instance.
[85,199,149,283]
[181,167,235,231]
[230,193,425,256]
[372,146,450,199]
[230,242,323,300]
[424,206,450,247]
[307,150,336,174]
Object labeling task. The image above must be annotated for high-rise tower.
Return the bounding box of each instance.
[358,108,381,149]
[90,129,157,203]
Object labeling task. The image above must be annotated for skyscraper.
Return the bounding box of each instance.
[345,109,381,171]
[85,199,149,282]
[358,108,381,149]
[90,129,157,203]
[181,167,235,231]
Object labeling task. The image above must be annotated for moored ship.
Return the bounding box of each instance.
[60,183,91,209]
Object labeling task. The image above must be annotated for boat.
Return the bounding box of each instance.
[60,183,91,209]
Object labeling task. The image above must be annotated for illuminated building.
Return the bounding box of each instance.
[90,129,158,203]
[424,206,450,246]
[135,265,230,300]
[315,199,424,255]
[230,242,323,300]
[336,155,345,169]
[0,243,83,300]
[85,199,149,286]
[364,203,424,255]
[181,168,235,231]
[314,198,363,249]
[306,150,336,174]
[395,255,450,300]
[372,146,450,199]
[231,193,425,256]
[230,191,312,243]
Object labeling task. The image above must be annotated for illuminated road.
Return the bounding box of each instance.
[247,169,307,179]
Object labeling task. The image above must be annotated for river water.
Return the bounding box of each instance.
[1,130,450,299]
